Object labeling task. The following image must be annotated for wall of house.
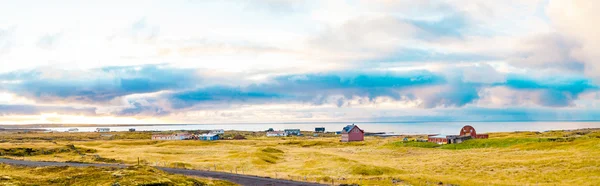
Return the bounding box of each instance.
[348,130,364,141]
[428,137,447,144]
[341,133,349,142]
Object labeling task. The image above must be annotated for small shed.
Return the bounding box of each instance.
[315,127,325,133]
[341,124,364,142]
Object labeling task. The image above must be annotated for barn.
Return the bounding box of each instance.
[341,124,364,142]
[428,125,488,144]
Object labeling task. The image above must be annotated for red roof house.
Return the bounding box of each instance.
[341,124,364,142]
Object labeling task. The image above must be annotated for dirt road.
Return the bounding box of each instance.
[0,158,326,186]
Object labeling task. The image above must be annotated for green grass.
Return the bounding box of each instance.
[440,138,549,149]
[2,129,600,185]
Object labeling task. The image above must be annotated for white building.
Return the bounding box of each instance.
[266,131,287,137]
[210,129,224,135]
[95,128,110,132]
[151,133,193,140]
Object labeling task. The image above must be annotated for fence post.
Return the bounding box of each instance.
[137,157,140,165]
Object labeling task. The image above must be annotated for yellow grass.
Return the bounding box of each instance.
[1,129,600,185]
[0,164,237,186]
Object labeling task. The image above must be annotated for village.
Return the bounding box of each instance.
[87,124,489,144]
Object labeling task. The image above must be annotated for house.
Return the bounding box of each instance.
[210,129,224,135]
[151,133,193,140]
[67,128,79,132]
[266,131,287,137]
[129,128,136,132]
[199,133,219,141]
[315,127,325,133]
[284,129,301,136]
[95,128,110,132]
[341,124,364,142]
[428,125,488,144]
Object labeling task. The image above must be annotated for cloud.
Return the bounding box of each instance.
[547,0,600,79]
[0,104,96,116]
[0,65,199,103]
[509,33,583,72]
[0,26,16,55]
[115,101,170,117]
[37,32,63,50]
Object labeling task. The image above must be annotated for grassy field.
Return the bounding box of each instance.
[0,164,237,186]
[1,129,600,185]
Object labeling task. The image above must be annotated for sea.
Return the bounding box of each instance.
[31,121,600,135]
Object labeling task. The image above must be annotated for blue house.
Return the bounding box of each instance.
[199,133,219,141]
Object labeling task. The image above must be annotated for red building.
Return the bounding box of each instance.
[341,124,364,142]
[428,125,488,144]
[459,125,489,139]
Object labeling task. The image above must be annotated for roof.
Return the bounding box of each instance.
[199,133,218,137]
[429,134,450,138]
[342,124,362,133]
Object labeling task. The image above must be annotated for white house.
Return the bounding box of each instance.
[266,131,287,137]
[210,129,225,135]
[151,133,193,140]
[95,128,110,132]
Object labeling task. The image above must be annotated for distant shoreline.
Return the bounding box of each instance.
[3,120,600,129]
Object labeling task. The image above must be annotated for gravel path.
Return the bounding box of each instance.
[0,158,326,186]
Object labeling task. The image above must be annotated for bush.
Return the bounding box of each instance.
[350,165,399,176]
[261,147,284,153]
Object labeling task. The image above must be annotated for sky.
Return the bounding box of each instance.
[1,0,600,124]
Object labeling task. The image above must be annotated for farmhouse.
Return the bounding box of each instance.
[284,129,301,136]
[315,127,325,133]
[266,131,287,137]
[341,124,364,142]
[428,125,488,144]
[151,133,193,140]
[95,128,110,132]
[199,133,219,141]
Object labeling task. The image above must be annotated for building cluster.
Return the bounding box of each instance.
[266,128,302,137]
[151,129,225,141]
[428,125,489,144]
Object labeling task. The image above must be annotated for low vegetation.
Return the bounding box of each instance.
[0,164,237,186]
[1,128,599,185]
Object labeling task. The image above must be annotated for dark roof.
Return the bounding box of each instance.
[342,124,362,133]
